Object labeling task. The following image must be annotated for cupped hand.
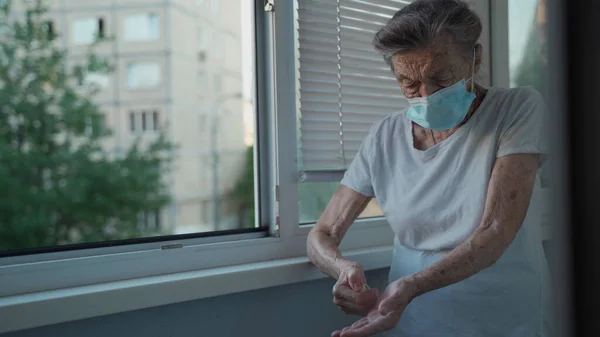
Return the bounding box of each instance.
[331,278,417,337]
[333,262,379,316]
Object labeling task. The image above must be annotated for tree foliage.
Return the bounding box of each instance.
[0,0,173,251]
[514,19,547,94]
[230,146,254,228]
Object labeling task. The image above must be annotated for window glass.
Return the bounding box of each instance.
[72,17,100,45]
[508,0,550,205]
[294,0,386,224]
[77,72,109,91]
[124,13,160,42]
[299,182,383,224]
[0,0,255,253]
[127,62,161,89]
[509,0,547,91]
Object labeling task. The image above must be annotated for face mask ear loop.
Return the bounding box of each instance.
[471,48,476,93]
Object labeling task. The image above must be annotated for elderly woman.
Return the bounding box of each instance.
[306,0,551,336]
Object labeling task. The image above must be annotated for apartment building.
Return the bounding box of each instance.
[19,0,250,234]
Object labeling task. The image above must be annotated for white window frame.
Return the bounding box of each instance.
[0,1,494,333]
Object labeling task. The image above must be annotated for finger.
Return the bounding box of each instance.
[347,270,367,292]
[331,329,343,337]
[336,318,368,336]
[337,302,366,315]
[334,286,378,305]
[340,322,381,337]
[333,283,358,301]
[342,315,397,337]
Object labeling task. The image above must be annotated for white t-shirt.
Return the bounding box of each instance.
[341,86,550,336]
[341,86,546,250]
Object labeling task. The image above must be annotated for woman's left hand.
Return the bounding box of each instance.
[331,278,418,337]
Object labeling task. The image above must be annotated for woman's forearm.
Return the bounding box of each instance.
[404,154,538,299]
[307,229,351,279]
[307,187,372,279]
[405,222,514,297]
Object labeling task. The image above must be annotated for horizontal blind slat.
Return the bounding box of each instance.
[298,0,412,172]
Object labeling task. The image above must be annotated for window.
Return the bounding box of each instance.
[77,72,110,91]
[72,17,104,45]
[0,0,402,306]
[129,110,160,132]
[124,13,160,41]
[127,62,161,89]
[509,0,546,91]
[153,110,159,130]
[42,20,54,37]
[294,0,405,222]
[507,1,550,193]
[137,210,161,232]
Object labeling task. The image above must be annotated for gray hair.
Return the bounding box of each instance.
[373,0,482,67]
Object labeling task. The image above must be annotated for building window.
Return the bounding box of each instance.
[42,20,54,37]
[126,62,161,89]
[137,210,161,232]
[124,13,160,42]
[72,17,104,45]
[77,72,110,91]
[129,110,160,133]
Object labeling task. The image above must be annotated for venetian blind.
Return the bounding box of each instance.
[297,0,412,178]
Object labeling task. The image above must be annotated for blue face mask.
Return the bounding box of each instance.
[406,52,477,131]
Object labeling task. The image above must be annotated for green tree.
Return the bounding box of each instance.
[298,182,338,223]
[513,9,549,187]
[230,145,338,227]
[0,0,174,251]
[514,19,547,94]
[230,146,254,228]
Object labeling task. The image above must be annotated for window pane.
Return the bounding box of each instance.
[508,1,550,193]
[299,182,383,224]
[72,18,99,45]
[509,0,547,91]
[124,13,160,42]
[0,0,256,252]
[127,62,161,89]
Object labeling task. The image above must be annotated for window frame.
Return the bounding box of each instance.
[1,0,486,301]
[0,1,508,331]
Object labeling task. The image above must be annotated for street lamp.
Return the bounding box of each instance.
[210,92,243,230]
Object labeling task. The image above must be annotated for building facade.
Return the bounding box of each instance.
[17,0,250,234]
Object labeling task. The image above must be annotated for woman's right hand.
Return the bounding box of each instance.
[333,261,379,316]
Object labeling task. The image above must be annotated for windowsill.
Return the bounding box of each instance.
[0,245,393,334]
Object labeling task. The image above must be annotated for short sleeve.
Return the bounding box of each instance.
[497,87,547,158]
[340,124,379,197]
